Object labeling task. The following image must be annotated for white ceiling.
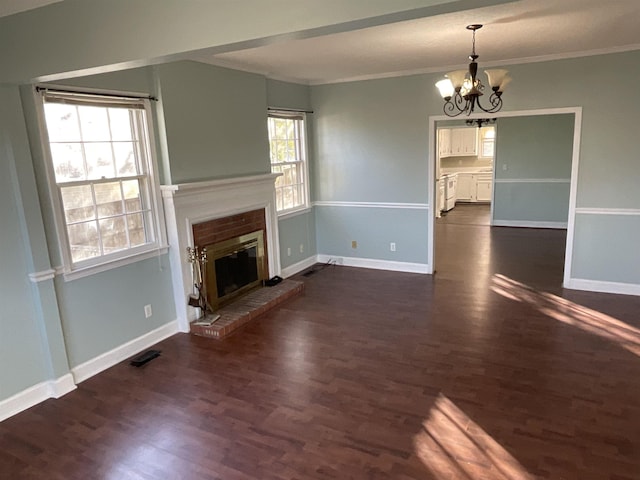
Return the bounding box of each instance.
[193,0,640,85]
[0,0,61,17]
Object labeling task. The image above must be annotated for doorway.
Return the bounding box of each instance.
[427,108,582,289]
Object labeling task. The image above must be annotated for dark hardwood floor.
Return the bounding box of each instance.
[2,215,639,479]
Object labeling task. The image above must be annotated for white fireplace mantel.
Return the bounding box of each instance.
[161,173,281,332]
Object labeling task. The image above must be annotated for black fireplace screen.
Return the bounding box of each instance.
[214,245,259,298]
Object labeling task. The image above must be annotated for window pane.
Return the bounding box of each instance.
[275,188,283,211]
[122,180,142,212]
[94,182,123,218]
[68,221,100,262]
[275,119,287,138]
[50,143,85,182]
[78,105,110,142]
[127,213,146,247]
[109,108,133,141]
[282,186,294,210]
[114,142,137,176]
[44,104,81,142]
[99,217,128,253]
[61,185,95,223]
[85,142,115,179]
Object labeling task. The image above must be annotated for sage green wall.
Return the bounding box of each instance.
[19,68,177,370]
[0,87,52,399]
[156,61,269,183]
[310,51,640,285]
[266,78,318,270]
[493,114,573,224]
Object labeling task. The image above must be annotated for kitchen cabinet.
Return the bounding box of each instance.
[439,127,478,157]
[455,172,493,203]
[438,128,451,157]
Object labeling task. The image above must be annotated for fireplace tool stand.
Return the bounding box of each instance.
[187,246,220,326]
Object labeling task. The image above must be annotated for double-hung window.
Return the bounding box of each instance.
[268,112,309,214]
[38,89,166,278]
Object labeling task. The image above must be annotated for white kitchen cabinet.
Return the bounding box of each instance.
[455,172,493,203]
[455,173,474,201]
[438,128,451,157]
[441,127,478,157]
[475,173,493,202]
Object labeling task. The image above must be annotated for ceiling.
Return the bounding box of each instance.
[193,0,640,85]
[0,0,60,17]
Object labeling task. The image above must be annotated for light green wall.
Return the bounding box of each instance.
[0,86,64,399]
[572,214,640,284]
[156,61,269,183]
[495,115,573,180]
[19,69,177,371]
[310,51,640,285]
[55,256,175,366]
[311,75,431,203]
[266,79,318,269]
[315,207,429,263]
[493,114,573,223]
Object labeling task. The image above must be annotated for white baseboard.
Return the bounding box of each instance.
[564,278,640,296]
[317,254,429,274]
[492,220,567,229]
[0,373,76,422]
[281,255,319,278]
[71,320,180,384]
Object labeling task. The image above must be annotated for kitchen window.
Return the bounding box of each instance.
[38,88,166,279]
[268,112,309,215]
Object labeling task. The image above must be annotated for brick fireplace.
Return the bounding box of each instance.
[161,173,282,332]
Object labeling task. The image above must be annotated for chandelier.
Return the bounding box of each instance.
[435,24,511,117]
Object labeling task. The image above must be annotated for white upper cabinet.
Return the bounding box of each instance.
[439,127,478,157]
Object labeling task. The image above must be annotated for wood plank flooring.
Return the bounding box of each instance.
[1,214,639,479]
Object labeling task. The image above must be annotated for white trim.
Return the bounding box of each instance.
[494,178,570,184]
[563,109,583,288]
[62,245,169,282]
[313,201,429,210]
[278,206,312,221]
[281,255,319,278]
[575,207,640,216]
[564,278,640,296]
[428,107,583,287]
[317,254,428,274]
[492,220,567,229]
[0,374,76,422]
[28,268,56,283]
[71,320,179,384]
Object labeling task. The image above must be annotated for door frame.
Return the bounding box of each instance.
[427,106,583,289]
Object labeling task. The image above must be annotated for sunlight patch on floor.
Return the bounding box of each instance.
[414,394,534,479]
[492,274,640,356]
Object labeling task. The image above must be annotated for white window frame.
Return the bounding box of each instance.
[35,86,168,281]
[479,126,496,158]
[268,111,310,218]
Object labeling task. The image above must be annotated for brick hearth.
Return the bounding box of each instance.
[189,279,304,340]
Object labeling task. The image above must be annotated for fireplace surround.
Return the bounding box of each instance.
[161,173,281,332]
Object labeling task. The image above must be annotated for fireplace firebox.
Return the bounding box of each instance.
[204,230,266,310]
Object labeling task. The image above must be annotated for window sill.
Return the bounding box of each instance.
[59,244,170,282]
[277,206,312,221]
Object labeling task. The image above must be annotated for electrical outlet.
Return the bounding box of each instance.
[390,242,396,252]
[144,304,152,318]
[502,164,507,171]
[287,247,291,257]
[351,240,357,249]
[299,243,304,253]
